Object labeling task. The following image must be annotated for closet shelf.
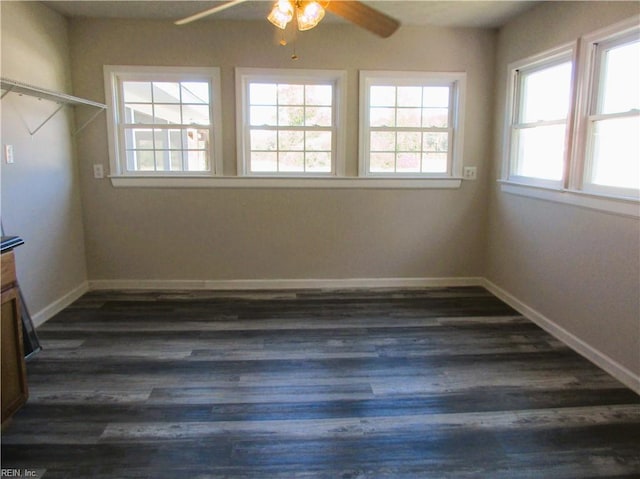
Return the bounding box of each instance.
[0,77,106,135]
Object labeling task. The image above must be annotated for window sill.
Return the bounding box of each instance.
[109,176,464,189]
[499,180,640,218]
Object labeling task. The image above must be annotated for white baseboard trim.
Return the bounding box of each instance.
[88,277,484,291]
[30,281,89,328]
[35,276,639,395]
[482,278,640,395]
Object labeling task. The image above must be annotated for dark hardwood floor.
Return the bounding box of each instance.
[2,287,639,478]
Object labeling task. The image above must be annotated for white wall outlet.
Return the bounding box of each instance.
[93,164,104,179]
[463,166,477,180]
[5,144,14,164]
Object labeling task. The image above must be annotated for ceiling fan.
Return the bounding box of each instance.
[174,0,400,39]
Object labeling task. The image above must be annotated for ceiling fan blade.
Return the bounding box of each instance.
[325,1,400,38]
[175,0,250,25]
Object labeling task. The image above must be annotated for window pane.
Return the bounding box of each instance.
[278,84,304,105]
[397,108,422,127]
[520,61,572,122]
[250,84,277,105]
[182,105,209,124]
[422,152,448,173]
[154,150,168,171]
[154,104,181,124]
[123,82,152,103]
[278,106,304,126]
[186,150,208,171]
[397,131,421,152]
[306,131,331,151]
[370,153,395,172]
[126,128,153,150]
[306,152,331,172]
[278,130,304,151]
[153,129,167,150]
[153,82,181,103]
[370,131,396,151]
[600,40,640,114]
[305,85,332,106]
[170,150,183,171]
[279,152,304,172]
[134,150,155,171]
[251,130,277,151]
[370,108,395,127]
[423,132,448,153]
[250,106,278,126]
[187,129,209,150]
[251,152,277,172]
[181,82,209,104]
[422,108,448,128]
[370,86,396,106]
[514,124,565,181]
[125,104,153,124]
[397,153,421,172]
[169,130,182,150]
[423,87,450,107]
[397,87,422,107]
[589,116,640,190]
[305,107,332,127]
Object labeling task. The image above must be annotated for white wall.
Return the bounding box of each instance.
[487,1,640,386]
[68,19,496,285]
[0,2,88,322]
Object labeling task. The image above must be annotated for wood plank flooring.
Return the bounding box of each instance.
[2,287,639,478]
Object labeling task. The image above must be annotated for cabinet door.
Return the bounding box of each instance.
[1,287,28,424]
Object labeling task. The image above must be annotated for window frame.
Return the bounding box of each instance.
[501,17,640,217]
[358,71,466,179]
[104,65,223,179]
[235,67,347,177]
[573,22,640,199]
[503,43,577,189]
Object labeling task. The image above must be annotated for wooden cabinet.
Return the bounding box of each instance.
[1,249,28,426]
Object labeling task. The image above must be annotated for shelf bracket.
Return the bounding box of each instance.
[27,102,66,136]
[73,107,105,136]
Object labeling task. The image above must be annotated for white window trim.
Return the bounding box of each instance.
[103,65,223,180]
[501,18,640,216]
[235,67,347,178]
[571,17,640,199]
[359,71,466,179]
[502,42,577,189]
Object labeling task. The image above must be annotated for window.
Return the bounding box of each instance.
[503,17,640,215]
[104,66,222,177]
[581,30,640,196]
[359,71,466,177]
[236,68,346,176]
[505,47,574,187]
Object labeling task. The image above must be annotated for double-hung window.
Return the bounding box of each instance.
[505,47,574,187]
[359,71,466,177]
[503,17,639,214]
[104,66,223,178]
[580,28,640,196]
[236,68,346,176]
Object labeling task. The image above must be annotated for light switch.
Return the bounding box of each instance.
[5,144,14,164]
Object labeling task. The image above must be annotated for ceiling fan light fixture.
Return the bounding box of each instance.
[267,0,294,30]
[297,1,325,31]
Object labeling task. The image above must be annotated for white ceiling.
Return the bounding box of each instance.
[43,1,539,29]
